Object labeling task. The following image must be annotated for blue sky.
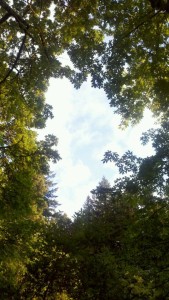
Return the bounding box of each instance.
[40,76,156,218]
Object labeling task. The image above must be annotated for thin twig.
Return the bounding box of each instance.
[126,10,162,38]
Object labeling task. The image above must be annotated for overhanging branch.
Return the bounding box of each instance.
[0,0,29,30]
[0,34,27,85]
[149,0,169,13]
[0,12,11,24]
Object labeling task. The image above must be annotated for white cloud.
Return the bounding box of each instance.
[44,77,157,218]
[45,79,101,216]
[54,159,96,216]
[59,159,92,187]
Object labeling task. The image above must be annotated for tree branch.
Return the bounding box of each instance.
[0,12,11,24]
[39,32,51,61]
[0,0,29,30]
[126,10,161,38]
[149,0,169,13]
[0,137,23,151]
[0,34,27,85]
[110,10,162,54]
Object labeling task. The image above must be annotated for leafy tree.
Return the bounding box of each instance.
[0,96,61,296]
[0,0,62,295]
[18,214,75,300]
[62,122,169,299]
[101,123,169,299]
[66,0,169,124]
[0,0,169,125]
[0,0,169,298]
[103,120,169,195]
[70,177,135,300]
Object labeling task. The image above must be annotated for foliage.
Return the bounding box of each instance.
[66,0,169,124]
[18,214,75,300]
[0,0,169,125]
[0,0,169,299]
[103,120,169,195]
[0,124,61,296]
[37,123,168,299]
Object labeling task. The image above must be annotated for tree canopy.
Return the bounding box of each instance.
[0,0,169,124]
[0,0,169,299]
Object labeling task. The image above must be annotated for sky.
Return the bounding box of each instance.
[39,76,156,218]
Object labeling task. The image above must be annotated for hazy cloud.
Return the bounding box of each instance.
[44,78,156,217]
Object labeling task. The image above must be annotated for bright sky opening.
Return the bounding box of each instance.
[39,77,157,218]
